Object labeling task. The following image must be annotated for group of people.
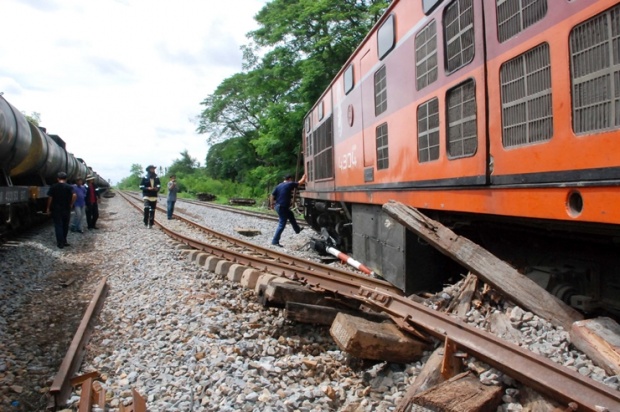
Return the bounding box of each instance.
[47,164,305,250]
[46,172,100,249]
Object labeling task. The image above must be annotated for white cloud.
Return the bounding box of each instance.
[0,0,266,184]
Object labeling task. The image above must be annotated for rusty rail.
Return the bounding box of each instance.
[48,277,108,410]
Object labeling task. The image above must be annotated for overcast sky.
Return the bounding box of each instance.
[0,0,267,184]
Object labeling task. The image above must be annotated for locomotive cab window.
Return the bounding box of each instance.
[375,65,388,116]
[378,14,396,60]
[376,122,389,170]
[496,0,547,43]
[570,5,620,135]
[446,79,477,158]
[415,20,438,90]
[444,0,475,74]
[344,64,354,95]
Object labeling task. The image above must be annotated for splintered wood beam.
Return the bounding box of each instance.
[411,371,503,412]
[383,201,583,330]
[571,317,620,376]
[330,312,429,363]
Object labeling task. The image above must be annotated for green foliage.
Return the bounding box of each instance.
[22,111,41,126]
[117,163,144,190]
[168,150,199,176]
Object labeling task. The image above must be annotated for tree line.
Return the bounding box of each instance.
[119,0,390,202]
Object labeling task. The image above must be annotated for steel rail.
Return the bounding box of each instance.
[120,191,620,411]
[48,277,108,410]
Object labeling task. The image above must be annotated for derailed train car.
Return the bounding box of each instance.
[0,95,109,230]
[301,1,620,314]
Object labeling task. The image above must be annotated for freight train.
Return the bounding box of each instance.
[301,0,620,315]
[0,95,109,231]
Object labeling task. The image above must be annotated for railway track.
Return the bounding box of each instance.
[118,191,620,411]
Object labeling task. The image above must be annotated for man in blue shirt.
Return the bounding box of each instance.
[270,173,306,247]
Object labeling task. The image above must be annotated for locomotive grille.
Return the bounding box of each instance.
[496,0,548,43]
[570,5,620,134]
[415,20,438,90]
[500,43,553,147]
[444,0,475,74]
[376,123,389,170]
[417,98,440,162]
[447,80,477,158]
[375,66,388,115]
[313,115,334,180]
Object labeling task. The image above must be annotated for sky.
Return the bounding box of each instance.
[0,0,267,185]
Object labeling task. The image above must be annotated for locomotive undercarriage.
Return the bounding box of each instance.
[303,199,620,317]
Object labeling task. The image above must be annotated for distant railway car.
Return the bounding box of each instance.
[0,95,109,230]
[302,0,620,314]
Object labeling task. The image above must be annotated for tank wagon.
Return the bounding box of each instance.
[301,0,620,314]
[0,95,108,230]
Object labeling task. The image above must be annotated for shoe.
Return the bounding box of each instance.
[272,243,283,247]
[148,224,153,229]
[57,244,64,249]
[296,227,305,234]
[78,230,84,233]
[64,243,70,247]
[92,227,99,230]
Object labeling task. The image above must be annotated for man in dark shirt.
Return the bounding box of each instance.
[85,174,100,229]
[46,172,76,249]
[269,173,306,247]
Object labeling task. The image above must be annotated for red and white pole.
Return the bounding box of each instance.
[326,246,378,278]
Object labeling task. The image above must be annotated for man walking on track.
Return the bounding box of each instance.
[270,173,306,247]
[140,165,161,228]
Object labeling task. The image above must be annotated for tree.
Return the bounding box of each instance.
[117,163,144,190]
[167,150,199,177]
[22,111,41,126]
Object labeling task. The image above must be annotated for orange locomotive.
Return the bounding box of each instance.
[301,0,620,313]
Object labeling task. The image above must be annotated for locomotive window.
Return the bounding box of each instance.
[313,115,334,180]
[415,20,438,90]
[570,5,620,135]
[378,14,396,60]
[444,0,475,74]
[423,0,443,15]
[376,122,389,170]
[306,119,314,156]
[446,79,477,158]
[375,65,388,116]
[418,98,440,162]
[318,101,324,121]
[500,43,553,147]
[496,0,547,43]
[344,64,354,95]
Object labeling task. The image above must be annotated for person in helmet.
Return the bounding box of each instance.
[140,165,161,228]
